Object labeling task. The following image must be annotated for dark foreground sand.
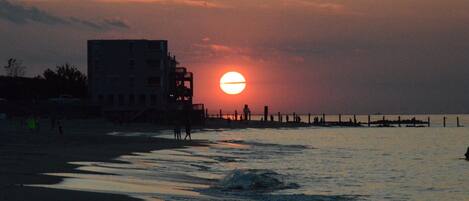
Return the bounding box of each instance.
[0,119,207,201]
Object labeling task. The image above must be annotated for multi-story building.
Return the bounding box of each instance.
[87,39,196,120]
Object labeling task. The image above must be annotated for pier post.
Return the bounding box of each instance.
[205,108,208,119]
[413,117,416,127]
[443,116,446,127]
[308,113,311,124]
[322,113,326,125]
[293,112,296,122]
[286,115,289,122]
[219,109,222,119]
[382,115,385,126]
[278,112,281,122]
[339,114,342,124]
[264,106,268,122]
[235,110,238,121]
[367,115,371,127]
[427,117,430,127]
[457,116,460,127]
[398,116,401,127]
[354,115,357,125]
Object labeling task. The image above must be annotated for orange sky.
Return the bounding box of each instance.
[2,0,469,113]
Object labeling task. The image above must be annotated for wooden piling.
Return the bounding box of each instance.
[354,115,357,125]
[339,114,342,124]
[308,113,311,124]
[398,116,401,127]
[382,115,385,126]
[219,109,222,119]
[457,116,460,127]
[427,117,430,127]
[235,110,238,121]
[367,115,371,127]
[205,108,208,118]
[264,106,268,122]
[278,112,281,122]
[322,113,326,124]
[443,116,446,127]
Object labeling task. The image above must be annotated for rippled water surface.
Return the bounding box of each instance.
[37,115,469,201]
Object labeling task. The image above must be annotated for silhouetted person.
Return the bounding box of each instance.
[35,116,40,132]
[57,120,64,135]
[27,115,37,132]
[174,120,181,140]
[465,146,469,160]
[184,118,192,140]
[243,104,251,121]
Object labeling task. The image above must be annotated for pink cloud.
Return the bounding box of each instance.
[209,44,234,52]
[92,0,228,8]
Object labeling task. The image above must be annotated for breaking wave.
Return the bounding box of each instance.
[218,140,314,150]
[214,169,299,191]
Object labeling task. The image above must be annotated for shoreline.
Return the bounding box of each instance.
[0,119,208,201]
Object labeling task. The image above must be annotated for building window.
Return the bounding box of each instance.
[146,59,160,68]
[139,94,146,106]
[107,94,114,106]
[129,94,135,106]
[147,77,161,87]
[129,77,135,88]
[94,60,100,70]
[98,94,103,104]
[92,44,100,55]
[118,94,124,106]
[110,77,119,88]
[150,94,157,106]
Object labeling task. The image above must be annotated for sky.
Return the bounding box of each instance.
[1,0,469,114]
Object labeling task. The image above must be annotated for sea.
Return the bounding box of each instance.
[38,114,469,201]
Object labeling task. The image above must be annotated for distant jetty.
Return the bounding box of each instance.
[205,106,464,128]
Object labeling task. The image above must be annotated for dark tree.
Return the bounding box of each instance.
[3,58,26,77]
[42,63,87,98]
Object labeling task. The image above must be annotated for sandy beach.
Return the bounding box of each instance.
[0,118,207,201]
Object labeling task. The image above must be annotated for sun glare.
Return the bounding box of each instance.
[220,71,246,95]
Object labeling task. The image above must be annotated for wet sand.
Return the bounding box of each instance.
[0,119,207,201]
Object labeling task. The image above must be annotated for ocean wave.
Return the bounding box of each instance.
[218,140,315,150]
[213,169,299,191]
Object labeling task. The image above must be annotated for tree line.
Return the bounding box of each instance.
[2,58,87,99]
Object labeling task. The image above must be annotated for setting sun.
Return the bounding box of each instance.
[220,71,246,95]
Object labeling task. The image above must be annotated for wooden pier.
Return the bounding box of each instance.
[205,107,464,128]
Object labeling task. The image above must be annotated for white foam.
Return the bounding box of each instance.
[215,169,298,191]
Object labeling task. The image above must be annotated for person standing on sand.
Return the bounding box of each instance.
[27,115,37,132]
[57,120,64,135]
[184,117,192,140]
[174,120,181,140]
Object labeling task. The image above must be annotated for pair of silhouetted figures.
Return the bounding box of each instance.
[174,119,191,141]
